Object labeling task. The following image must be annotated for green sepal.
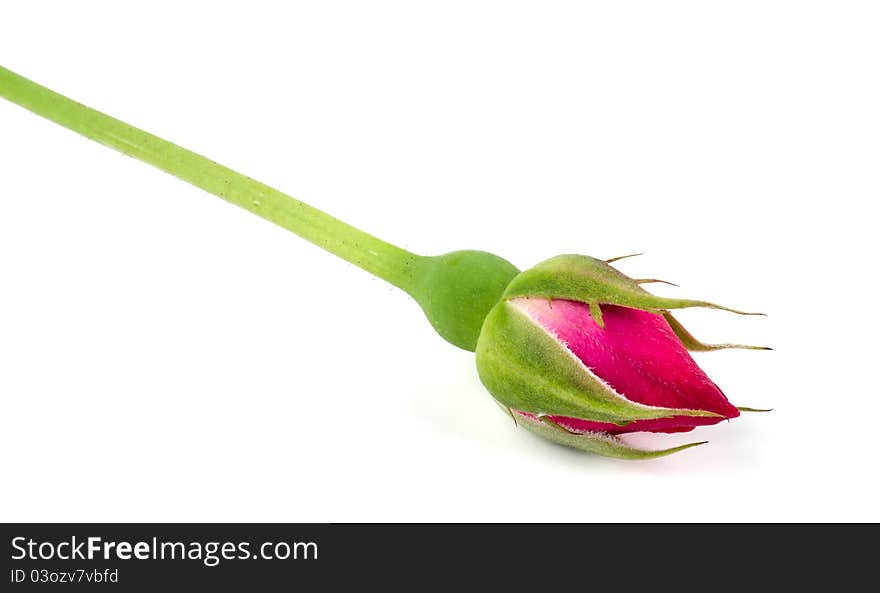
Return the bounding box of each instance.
[475,301,722,424]
[519,414,707,460]
[736,406,773,412]
[503,254,763,316]
[664,313,772,352]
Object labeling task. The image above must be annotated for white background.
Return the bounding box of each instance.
[1,1,877,522]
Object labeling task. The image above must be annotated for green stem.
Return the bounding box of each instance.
[0,65,419,291]
[1,65,521,351]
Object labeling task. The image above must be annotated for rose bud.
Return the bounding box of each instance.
[476,254,767,459]
[1,66,768,461]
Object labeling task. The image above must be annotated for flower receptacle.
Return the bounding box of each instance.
[409,250,519,351]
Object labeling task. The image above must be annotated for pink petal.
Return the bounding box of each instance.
[513,298,739,434]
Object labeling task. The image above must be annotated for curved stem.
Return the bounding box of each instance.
[0,65,421,291]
